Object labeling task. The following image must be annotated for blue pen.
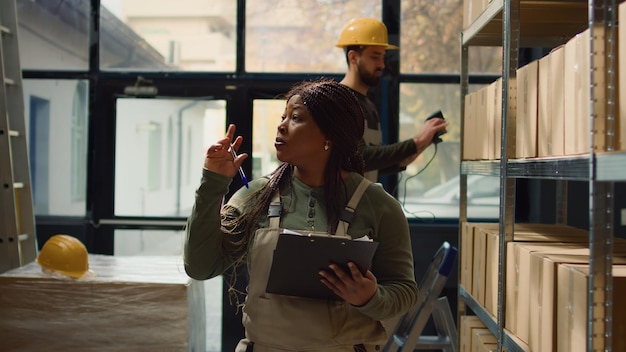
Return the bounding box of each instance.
[229,143,249,188]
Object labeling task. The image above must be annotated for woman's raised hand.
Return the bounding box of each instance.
[204,124,248,178]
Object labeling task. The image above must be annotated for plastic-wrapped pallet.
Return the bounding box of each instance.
[0,254,205,351]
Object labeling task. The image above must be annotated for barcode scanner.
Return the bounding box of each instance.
[425,110,446,144]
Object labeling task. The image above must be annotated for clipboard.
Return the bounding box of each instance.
[265,233,379,300]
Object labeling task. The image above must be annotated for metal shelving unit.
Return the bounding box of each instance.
[459,0,617,351]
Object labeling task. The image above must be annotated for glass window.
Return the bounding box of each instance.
[252,99,285,179]
[17,0,90,70]
[100,0,237,71]
[400,0,502,74]
[113,229,222,352]
[398,82,498,220]
[23,79,89,216]
[245,0,381,73]
[114,229,184,256]
[114,98,226,217]
[147,121,163,191]
[71,82,88,202]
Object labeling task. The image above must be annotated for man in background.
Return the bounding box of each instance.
[336,18,448,182]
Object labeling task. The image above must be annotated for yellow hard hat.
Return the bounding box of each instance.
[336,18,399,49]
[36,234,92,279]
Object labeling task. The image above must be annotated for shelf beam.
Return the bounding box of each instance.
[463,0,588,47]
[461,155,590,180]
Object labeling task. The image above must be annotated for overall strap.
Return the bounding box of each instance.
[267,191,281,229]
[336,178,372,237]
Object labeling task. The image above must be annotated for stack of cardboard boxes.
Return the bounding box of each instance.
[0,255,205,351]
[460,315,505,352]
[462,222,626,351]
[463,11,626,160]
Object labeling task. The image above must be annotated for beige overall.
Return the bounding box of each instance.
[362,124,383,183]
[235,179,386,352]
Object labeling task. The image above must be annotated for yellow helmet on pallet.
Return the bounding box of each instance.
[36,234,92,279]
[335,18,399,49]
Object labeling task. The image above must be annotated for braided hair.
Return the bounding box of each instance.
[220,79,366,273]
[290,78,365,175]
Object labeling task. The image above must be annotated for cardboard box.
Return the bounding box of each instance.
[537,53,551,157]
[564,29,591,155]
[564,32,579,155]
[549,46,566,156]
[557,264,626,352]
[481,224,590,318]
[460,222,471,292]
[463,92,477,160]
[487,78,502,160]
[566,29,588,153]
[483,227,500,318]
[464,86,493,160]
[538,46,566,157]
[472,328,495,352]
[529,252,626,352]
[505,240,594,342]
[464,222,589,310]
[460,222,488,293]
[486,81,497,160]
[516,60,539,158]
[478,86,489,159]
[460,315,487,352]
[0,255,205,351]
[461,222,500,296]
[493,78,502,159]
[472,225,488,304]
[478,343,499,352]
[473,328,504,352]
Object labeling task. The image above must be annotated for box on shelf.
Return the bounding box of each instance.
[460,222,487,293]
[470,223,590,339]
[493,78,502,159]
[0,255,205,351]
[557,264,626,352]
[460,315,487,352]
[564,28,591,155]
[477,87,489,159]
[486,78,502,160]
[516,60,539,158]
[505,236,626,344]
[463,92,478,160]
[471,328,495,352]
[537,53,550,157]
[474,223,589,317]
[538,45,566,157]
[462,221,590,314]
[529,252,626,352]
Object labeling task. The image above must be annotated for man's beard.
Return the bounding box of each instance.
[357,62,382,87]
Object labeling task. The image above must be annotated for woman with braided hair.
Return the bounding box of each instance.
[184,79,418,352]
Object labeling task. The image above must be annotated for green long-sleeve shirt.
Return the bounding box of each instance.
[353,88,419,176]
[184,169,418,321]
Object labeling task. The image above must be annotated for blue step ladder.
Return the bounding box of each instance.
[383,241,458,352]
